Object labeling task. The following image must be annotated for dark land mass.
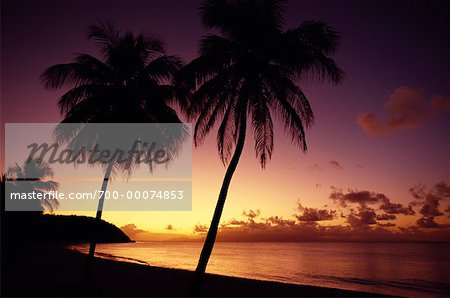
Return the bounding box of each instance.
[2,212,132,243]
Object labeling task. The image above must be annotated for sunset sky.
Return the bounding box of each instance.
[2,0,450,241]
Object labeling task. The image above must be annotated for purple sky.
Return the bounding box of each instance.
[1,0,450,236]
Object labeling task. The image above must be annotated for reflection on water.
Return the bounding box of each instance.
[71,242,450,297]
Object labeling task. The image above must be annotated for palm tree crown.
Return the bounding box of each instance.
[42,22,183,124]
[178,0,344,168]
[6,159,59,212]
[42,22,188,176]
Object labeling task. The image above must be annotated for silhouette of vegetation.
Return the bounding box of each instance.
[2,161,128,258]
[177,0,344,294]
[3,213,131,244]
[1,170,129,297]
[5,158,59,212]
[41,22,186,260]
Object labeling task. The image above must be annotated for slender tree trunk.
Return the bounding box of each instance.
[187,109,247,296]
[85,160,114,287]
[88,160,114,258]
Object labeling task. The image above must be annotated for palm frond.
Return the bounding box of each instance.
[199,34,240,59]
[188,65,237,119]
[270,91,308,151]
[263,64,314,126]
[291,21,341,54]
[41,54,111,89]
[176,47,234,95]
[137,32,165,56]
[88,22,120,52]
[273,29,345,84]
[251,98,274,168]
[58,84,106,115]
[217,103,237,165]
[141,55,183,83]
[5,160,60,212]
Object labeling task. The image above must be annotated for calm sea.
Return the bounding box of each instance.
[71,242,450,297]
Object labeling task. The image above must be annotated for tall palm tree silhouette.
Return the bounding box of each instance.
[177,0,344,293]
[41,22,185,259]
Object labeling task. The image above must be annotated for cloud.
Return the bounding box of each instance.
[242,209,261,219]
[435,182,450,197]
[329,187,419,229]
[121,224,146,238]
[419,197,443,217]
[329,160,343,170]
[295,203,336,221]
[357,86,450,136]
[379,199,415,215]
[190,181,450,242]
[377,222,396,227]
[416,217,441,228]
[347,209,377,229]
[225,218,246,226]
[409,182,450,229]
[330,188,414,216]
[376,213,397,220]
[193,224,208,233]
[346,208,400,229]
[265,216,296,226]
[123,182,449,243]
[120,224,193,241]
[432,95,450,111]
[223,217,271,230]
[330,188,387,208]
[215,210,449,242]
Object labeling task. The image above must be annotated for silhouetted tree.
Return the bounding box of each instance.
[177,0,344,294]
[3,159,58,246]
[6,159,59,212]
[41,22,185,259]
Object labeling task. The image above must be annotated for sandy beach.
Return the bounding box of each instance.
[2,244,384,297]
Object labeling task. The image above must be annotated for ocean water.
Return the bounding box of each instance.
[71,242,450,297]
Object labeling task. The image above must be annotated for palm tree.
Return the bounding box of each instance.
[177,0,344,293]
[41,22,186,259]
[2,160,59,251]
[5,158,59,212]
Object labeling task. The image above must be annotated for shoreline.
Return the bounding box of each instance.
[3,243,387,297]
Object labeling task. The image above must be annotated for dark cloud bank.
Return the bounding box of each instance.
[198,182,450,242]
[121,182,450,242]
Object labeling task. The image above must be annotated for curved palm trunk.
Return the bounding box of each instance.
[187,111,247,296]
[88,161,114,259]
